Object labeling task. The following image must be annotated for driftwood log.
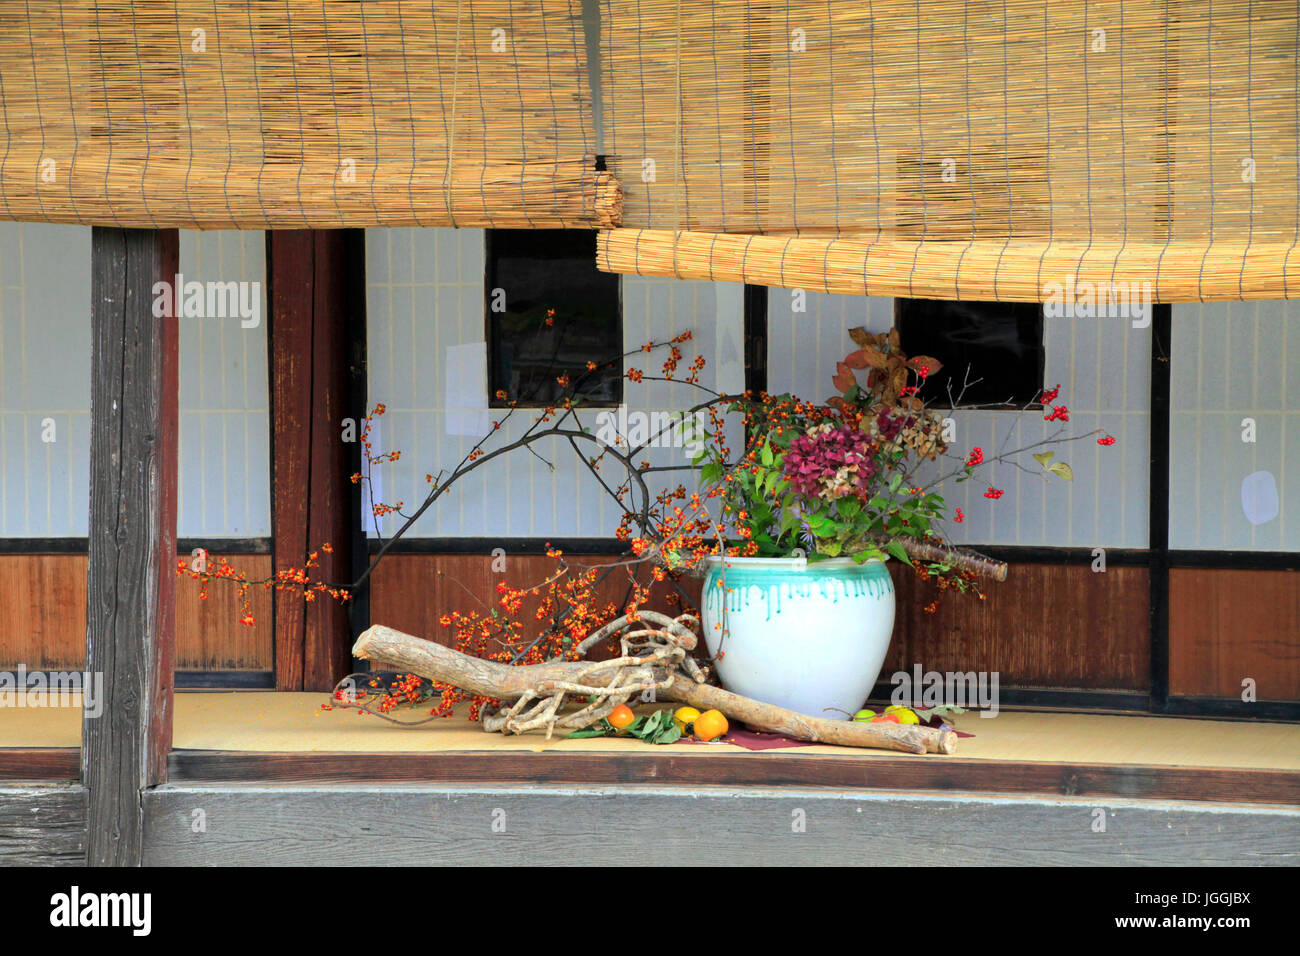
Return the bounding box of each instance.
[352,621,956,755]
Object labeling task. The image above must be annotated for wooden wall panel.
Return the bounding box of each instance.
[884,562,1150,691]
[367,555,1147,690]
[0,555,88,669]
[0,552,272,671]
[369,553,703,661]
[1170,569,1300,701]
[174,554,274,670]
[13,551,1298,703]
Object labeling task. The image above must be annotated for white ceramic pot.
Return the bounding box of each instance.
[701,555,895,720]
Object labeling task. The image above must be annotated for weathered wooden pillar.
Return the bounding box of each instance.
[83,227,179,866]
[268,230,365,691]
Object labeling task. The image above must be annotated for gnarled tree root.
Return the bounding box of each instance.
[353,624,955,755]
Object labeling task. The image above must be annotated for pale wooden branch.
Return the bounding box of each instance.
[896,538,1008,582]
[352,623,955,755]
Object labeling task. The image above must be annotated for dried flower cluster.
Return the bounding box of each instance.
[783,422,877,500]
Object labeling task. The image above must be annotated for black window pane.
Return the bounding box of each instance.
[486,230,622,407]
[895,298,1045,407]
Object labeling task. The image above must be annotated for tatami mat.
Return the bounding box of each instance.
[3,691,1299,769]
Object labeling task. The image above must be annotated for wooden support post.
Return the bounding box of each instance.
[268,230,365,691]
[83,227,179,867]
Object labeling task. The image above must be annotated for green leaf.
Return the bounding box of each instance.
[1032,451,1055,467]
[567,721,611,739]
[821,539,843,557]
[1047,461,1074,480]
[623,710,684,745]
[652,724,683,745]
[760,440,774,467]
[883,540,913,565]
[889,473,903,493]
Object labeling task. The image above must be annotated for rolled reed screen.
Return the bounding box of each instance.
[597,229,1300,302]
[0,0,615,229]
[599,0,1300,300]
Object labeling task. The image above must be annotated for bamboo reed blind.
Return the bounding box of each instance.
[598,0,1300,301]
[0,0,616,229]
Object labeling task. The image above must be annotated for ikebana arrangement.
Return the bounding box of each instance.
[187,307,1114,755]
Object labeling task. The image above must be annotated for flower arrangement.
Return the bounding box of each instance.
[187,305,1113,725]
[694,326,1112,598]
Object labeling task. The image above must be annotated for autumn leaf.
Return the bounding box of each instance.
[857,346,890,370]
[1047,461,1074,480]
[848,326,876,348]
[907,355,943,376]
[832,362,857,393]
[843,349,870,369]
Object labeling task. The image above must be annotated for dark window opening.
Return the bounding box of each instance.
[894,298,1045,407]
[486,229,622,408]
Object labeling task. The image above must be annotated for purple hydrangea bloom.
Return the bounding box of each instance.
[781,423,877,501]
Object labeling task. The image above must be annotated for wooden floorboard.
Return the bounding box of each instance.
[142,783,1300,866]
[0,787,87,865]
[166,749,1300,806]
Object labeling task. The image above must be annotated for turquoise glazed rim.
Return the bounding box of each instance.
[702,554,891,585]
[702,554,894,608]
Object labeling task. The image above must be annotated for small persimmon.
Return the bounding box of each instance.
[693,709,729,742]
[608,704,635,731]
[673,706,701,733]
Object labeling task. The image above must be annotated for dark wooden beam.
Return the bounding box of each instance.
[267,230,365,691]
[0,750,81,782]
[742,284,768,395]
[83,227,179,866]
[1149,304,1173,712]
[166,749,1300,807]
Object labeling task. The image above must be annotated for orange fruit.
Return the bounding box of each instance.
[886,706,920,725]
[872,713,900,724]
[693,709,729,742]
[608,704,635,731]
[673,706,701,733]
